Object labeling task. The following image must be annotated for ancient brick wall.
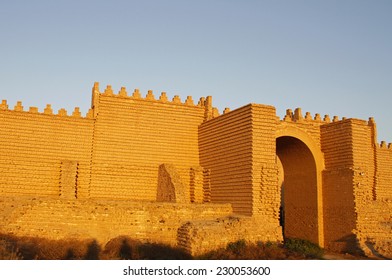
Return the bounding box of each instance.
[351,119,375,204]
[178,216,282,255]
[351,119,392,258]
[89,84,206,201]
[0,196,232,246]
[274,113,390,253]
[195,104,283,253]
[199,103,280,219]
[354,201,392,258]
[198,103,279,218]
[375,144,392,200]
[250,105,280,222]
[0,84,391,256]
[0,101,94,198]
[199,104,254,215]
[320,120,358,251]
[319,118,392,257]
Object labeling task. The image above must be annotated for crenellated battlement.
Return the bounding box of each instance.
[366,117,392,148]
[92,82,236,122]
[0,99,94,119]
[212,107,234,117]
[95,82,208,109]
[281,107,350,124]
[281,108,385,131]
[0,83,235,126]
[379,141,392,150]
[280,107,392,149]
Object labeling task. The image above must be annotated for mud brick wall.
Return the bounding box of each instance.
[354,201,392,258]
[350,120,392,258]
[250,105,280,222]
[89,85,205,201]
[350,119,376,204]
[1,84,391,255]
[375,145,392,200]
[178,216,282,255]
[199,104,254,215]
[0,196,232,246]
[198,104,282,245]
[321,119,358,251]
[0,103,94,198]
[320,118,392,255]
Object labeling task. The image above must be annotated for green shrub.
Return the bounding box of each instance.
[284,238,324,259]
[226,239,247,254]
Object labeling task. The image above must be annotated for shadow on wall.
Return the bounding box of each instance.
[364,240,390,260]
[335,234,390,259]
[335,234,365,256]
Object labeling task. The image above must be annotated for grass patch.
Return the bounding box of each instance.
[284,238,324,259]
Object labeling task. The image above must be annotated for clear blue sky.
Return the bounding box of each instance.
[1,0,391,141]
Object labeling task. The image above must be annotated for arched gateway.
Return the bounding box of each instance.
[276,127,325,247]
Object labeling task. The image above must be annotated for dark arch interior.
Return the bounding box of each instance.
[276,136,319,244]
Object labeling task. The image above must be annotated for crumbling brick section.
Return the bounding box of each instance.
[251,105,280,223]
[59,160,79,199]
[177,216,282,256]
[157,164,187,203]
[202,168,212,202]
[189,167,211,203]
[350,120,392,258]
[0,196,232,246]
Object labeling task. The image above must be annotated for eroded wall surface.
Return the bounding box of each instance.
[353,120,392,258]
[0,196,232,246]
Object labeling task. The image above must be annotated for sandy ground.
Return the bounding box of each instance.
[323,251,380,260]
